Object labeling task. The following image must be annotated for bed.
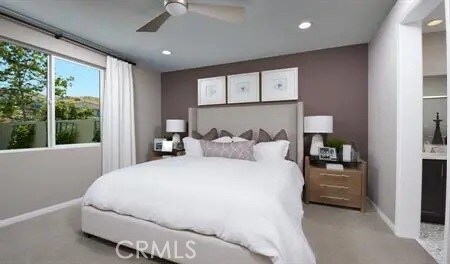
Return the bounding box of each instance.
[82,102,315,264]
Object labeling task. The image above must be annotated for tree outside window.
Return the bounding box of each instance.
[0,41,101,150]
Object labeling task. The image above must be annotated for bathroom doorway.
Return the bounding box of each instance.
[419,3,447,263]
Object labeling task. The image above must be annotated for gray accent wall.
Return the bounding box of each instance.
[162,44,369,159]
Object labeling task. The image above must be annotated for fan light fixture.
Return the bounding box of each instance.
[298,21,312,30]
[427,19,444,27]
[162,50,172,55]
[137,0,245,32]
[164,0,188,16]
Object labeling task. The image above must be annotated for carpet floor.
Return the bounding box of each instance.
[0,202,436,264]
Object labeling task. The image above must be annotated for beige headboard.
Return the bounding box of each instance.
[188,102,304,169]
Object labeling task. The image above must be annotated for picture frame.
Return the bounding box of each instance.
[153,138,166,151]
[319,147,338,161]
[261,67,298,102]
[197,76,226,106]
[227,72,260,104]
[161,141,173,152]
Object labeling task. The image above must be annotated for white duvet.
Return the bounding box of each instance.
[83,156,316,264]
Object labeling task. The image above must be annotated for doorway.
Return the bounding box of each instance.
[393,0,450,263]
[418,3,447,263]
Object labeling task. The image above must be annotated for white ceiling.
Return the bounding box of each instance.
[0,0,395,72]
[423,2,446,34]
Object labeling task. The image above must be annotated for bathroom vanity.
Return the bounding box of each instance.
[421,73,447,224]
[421,153,447,224]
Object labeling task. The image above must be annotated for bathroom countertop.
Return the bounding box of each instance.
[422,152,447,160]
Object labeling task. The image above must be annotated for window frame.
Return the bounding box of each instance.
[0,38,104,152]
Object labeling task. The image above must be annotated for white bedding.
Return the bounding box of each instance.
[83,156,316,264]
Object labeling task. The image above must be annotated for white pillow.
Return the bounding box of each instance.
[232,136,249,142]
[213,136,233,143]
[253,140,290,161]
[182,137,203,157]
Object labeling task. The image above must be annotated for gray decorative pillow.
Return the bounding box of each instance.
[257,129,272,143]
[192,128,218,140]
[191,131,202,139]
[257,129,288,143]
[220,130,234,138]
[220,129,253,140]
[239,129,253,140]
[273,129,288,141]
[200,140,256,161]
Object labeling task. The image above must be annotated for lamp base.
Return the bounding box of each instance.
[172,133,181,149]
[310,134,324,156]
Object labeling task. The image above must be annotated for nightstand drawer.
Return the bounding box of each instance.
[310,190,361,208]
[310,168,361,189]
[310,181,360,196]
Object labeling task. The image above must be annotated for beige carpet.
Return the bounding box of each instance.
[0,202,436,264]
[302,204,436,264]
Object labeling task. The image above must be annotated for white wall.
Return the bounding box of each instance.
[444,0,450,260]
[0,18,162,219]
[0,146,101,219]
[423,31,447,76]
[0,17,106,220]
[0,17,105,68]
[395,20,423,238]
[368,1,412,224]
[369,0,443,238]
[133,66,162,163]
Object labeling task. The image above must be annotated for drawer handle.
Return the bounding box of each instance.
[320,173,350,178]
[320,195,350,201]
[320,184,349,189]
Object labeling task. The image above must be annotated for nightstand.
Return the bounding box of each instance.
[149,149,185,161]
[304,156,367,212]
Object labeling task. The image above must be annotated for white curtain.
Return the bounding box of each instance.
[102,56,136,174]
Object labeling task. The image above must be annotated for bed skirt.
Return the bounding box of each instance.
[81,205,271,264]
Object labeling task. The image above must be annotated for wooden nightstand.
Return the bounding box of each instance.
[149,149,185,161]
[304,156,367,212]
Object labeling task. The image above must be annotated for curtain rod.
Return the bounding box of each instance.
[0,6,137,66]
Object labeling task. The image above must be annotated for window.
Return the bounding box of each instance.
[54,58,101,145]
[0,40,102,151]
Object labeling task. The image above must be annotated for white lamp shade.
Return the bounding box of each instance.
[304,116,333,133]
[166,119,186,133]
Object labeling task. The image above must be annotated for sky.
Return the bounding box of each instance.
[55,58,100,98]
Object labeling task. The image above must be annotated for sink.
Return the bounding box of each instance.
[422,152,447,160]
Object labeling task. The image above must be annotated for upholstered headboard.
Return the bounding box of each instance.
[188,102,304,169]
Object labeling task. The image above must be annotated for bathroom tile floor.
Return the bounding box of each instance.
[418,223,445,264]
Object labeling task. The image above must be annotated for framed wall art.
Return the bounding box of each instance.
[197,76,226,106]
[261,67,298,102]
[227,72,260,104]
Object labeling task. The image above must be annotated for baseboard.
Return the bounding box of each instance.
[368,198,396,233]
[0,197,82,228]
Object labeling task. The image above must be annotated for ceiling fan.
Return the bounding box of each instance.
[137,0,245,32]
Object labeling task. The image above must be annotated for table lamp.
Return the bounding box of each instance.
[166,119,186,149]
[304,116,333,156]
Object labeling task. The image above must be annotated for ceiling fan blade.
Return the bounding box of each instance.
[189,3,245,23]
[137,12,171,32]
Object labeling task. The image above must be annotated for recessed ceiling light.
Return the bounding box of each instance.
[162,50,172,55]
[298,21,312,30]
[427,19,444,27]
